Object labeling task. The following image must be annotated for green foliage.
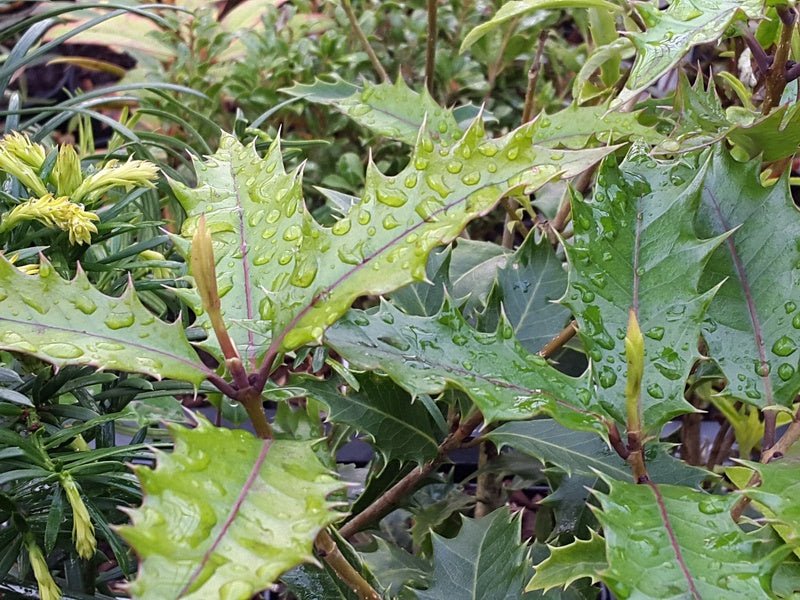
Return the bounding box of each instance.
[526,531,605,592]
[119,415,343,600]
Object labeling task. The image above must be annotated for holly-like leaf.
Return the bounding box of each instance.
[483,233,570,354]
[527,531,606,593]
[449,240,509,312]
[460,0,619,52]
[595,478,772,599]
[738,458,800,540]
[325,301,606,431]
[535,105,664,149]
[697,147,800,407]
[174,124,615,363]
[282,77,461,145]
[418,508,530,600]
[360,537,431,597]
[563,150,726,431]
[487,420,709,486]
[619,0,761,104]
[388,248,451,317]
[296,373,440,463]
[0,256,209,386]
[119,416,343,600]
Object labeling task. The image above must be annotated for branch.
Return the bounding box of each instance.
[342,0,389,83]
[338,410,484,538]
[315,530,381,600]
[425,0,438,95]
[763,7,797,114]
[538,321,577,359]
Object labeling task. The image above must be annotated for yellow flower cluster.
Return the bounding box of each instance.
[25,536,61,600]
[61,473,96,560]
[0,194,99,245]
[0,132,159,245]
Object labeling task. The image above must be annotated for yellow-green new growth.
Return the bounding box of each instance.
[52,144,83,196]
[61,473,96,560]
[624,309,644,435]
[2,131,46,169]
[25,536,62,600]
[71,158,158,205]
[0,194,99,245]
[0,142,48,197]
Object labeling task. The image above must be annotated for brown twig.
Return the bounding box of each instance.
[315,530,381,600]
[763,7,797,114]
[425,0,438,95]
[538,321,577,358]
[341,0,389,83]
[338,411,484,538]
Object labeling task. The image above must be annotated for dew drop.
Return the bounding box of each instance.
[772,336,796,357]
[446,161,463,174]
[404,174,418,188]
[778,363,795,381]
[461,172,481,186]
[41,342,83,359]
[376,189,406,207]
[332,218,352,236]
[785,301,797,314]
[647,383,664,398]
[598,366,617,388]
[104,311,134,330]
[73,296,97,315]
[645,327,664,341]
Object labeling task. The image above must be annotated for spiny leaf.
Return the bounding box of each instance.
[738,458,800,541]
[417,508,530,600]
[534,105,664,149]
[174,122,615,363]
[325,300,606,432]
[296,373,440,463]
[282,77,461,145]
[482,233,569,354]
[460,0,619,53]
[527,531,606,593]
[487,420,709,486]
[595,478,772,599]
[697,147,800,408]
[119,416,343,600]
[618,0,761,105]
[0,256,209,386]
[563,149,726,432]
[360,537,431,597]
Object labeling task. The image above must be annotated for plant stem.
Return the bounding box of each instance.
[538,321,577,358]
[240,387,273,439]
[338,410,484,538]
[341,0,389,83]
[763,7,796,114]
[474,440,501,517]
[731,406,800,520]
[425,0,438,95]
[314,530,381,600]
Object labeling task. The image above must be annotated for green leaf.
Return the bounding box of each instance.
[282,77,461,145]
[360,537,431,597]
[460,0,620,52]
[389,247,451,317]
[527,531,606,592]
[595,478,772,599]
[727,103,800,162]
[483,233,570,354]
[535,105,664,149]
[738,458,800,540]
[619,0,761,104]
[418,508,530,600]
[563,150,726,431]
[119,416,343,600]
[296,373,440,463]
[697,147,800,407]
[0,256,209,386]
[488,420,709,486]
[449,240,509,312]
[282,564,361,600]
[325,301,605,431]
[174,123,614,362]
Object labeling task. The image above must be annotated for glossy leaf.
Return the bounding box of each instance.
[527,531,605,592]
[738,458,800,540]
[449,240,509,312]
[119,416,343,600]
[174,124,614,362]
[282,77,461,145]
[389,248,451,317]
[418,508,530,600]
[488,420,709,486]
[595,478,771,599]
[619,0,761,104]
[296,373,440,463]
[535,105,664,149]
[460,0,619,52]
[563,150,726,431]
[0,256,209,386]
[360,537,431,597]
[325,300,606,431]
[697,147,800,407]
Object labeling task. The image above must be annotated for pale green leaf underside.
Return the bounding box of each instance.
[596,479,770,599]
[418,509,530,600]
[564,150,725,431]
[282,77,461,145]
[120,416,343,600]
[697,147,800,408]
[174,121,614,363]
[620,0,761,103]
[325,301,606,431]
[460,0,619,52]
[0,256,209,386]
[738,458,800,539]
[527,531,605,592]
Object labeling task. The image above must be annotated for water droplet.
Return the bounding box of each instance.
[665,304,686,321]
[647,383,664,398]
[380,312,394,325]
[73,296,96,315]
[425,174,452,198]
[104,311,134,330]
[378,335,411,352]
[446,161,463,174]
[376,189,406,207]
[41,342,83,359]
[22,295,47,314]
[479,144,497,157]
[332,218,352,236]
[358,209,371,225]
[698,497,725,515]
[771,336,796,357]
[581,290,595,303]
[506,147,519,160]
[793,314,800,329]
[290,260,318,288]
[778,363,795,381]
[645,327,664,341]
[755,361,770,377]
[785,301,797,314]
[414,156,429,170]
[461,172,480,186]
[282,225,301,242]
[598,366,617,388]
[404,174,418,188]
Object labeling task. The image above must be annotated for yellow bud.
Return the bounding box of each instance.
[61,473,96,560]
[191,215,220,315]
[0,147,48,197]
[0,195,99,245]
[139,249,172,280]
[25,537,62,600]
[71,158,158,204]
[52,145,83,196]
[1,132,46,169]
[624,309,645,434]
